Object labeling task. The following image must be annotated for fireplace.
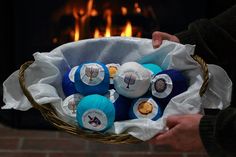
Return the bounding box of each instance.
[50,0,158,44]
[2,0,210,84]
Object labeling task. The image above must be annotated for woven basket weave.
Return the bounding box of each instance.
[18,54,209,144]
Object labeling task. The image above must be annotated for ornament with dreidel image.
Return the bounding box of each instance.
[151,69,188,110]
[129,92,163,121]
[106,63,120,89]
[62,66,79,97]
[104,89,132,121]
[74,62,110,95]
[113,62,152,98]
[76,94,115,132]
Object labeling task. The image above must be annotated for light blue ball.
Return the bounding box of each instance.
[76,94,115,132]
[62,66,79,97]
[142,63,162,76]
[74,62,110,95]
[129,95,162,121]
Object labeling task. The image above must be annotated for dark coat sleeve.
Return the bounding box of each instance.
[176,4,236,157]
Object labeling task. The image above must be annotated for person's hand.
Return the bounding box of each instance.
[150,114,206,152]
[152,31,180,48]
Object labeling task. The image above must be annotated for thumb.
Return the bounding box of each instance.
[152,32,162,48]
[166,115,181,129]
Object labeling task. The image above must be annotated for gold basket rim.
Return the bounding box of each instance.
[18,54,209,144]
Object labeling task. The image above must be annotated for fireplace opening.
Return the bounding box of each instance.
[3,0,228,83]
[50,0,159,44]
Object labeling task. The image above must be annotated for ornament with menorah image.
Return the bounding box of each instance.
[68,100,77,114]
[85,66,99,81]
[74,62,109,95]
[113,62,152,98]
[124,72,136,89]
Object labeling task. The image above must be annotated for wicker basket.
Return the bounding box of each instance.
[18,54,209,144]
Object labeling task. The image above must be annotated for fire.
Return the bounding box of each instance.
[72,0,94,41]
[81,0,93,23]
[73,8,80,41]
[74,21,80,41]
[121,21,132,37]
[68,0,141,42]
[104,9,112,37]
[94,28,101,38]
[90,9,98,16]
[134,3,141,13]
[121,6,128,15]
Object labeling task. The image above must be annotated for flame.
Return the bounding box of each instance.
[121,21,132,37]
[104,9,112,37]
[121,6,127,15]
[105,27,111,37]
[72,0,94,41]
[134,3,141,13]
[73,8,80,41]
[74,20,80,41]
[79,9,85,16]
[94,28,101,38]
[90,9,98,16]
[81,0,94,23]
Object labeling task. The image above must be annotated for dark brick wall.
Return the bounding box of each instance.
[0,124,208,157]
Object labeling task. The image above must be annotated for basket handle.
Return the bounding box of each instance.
[18,61,51,112]
[191,55,209,97]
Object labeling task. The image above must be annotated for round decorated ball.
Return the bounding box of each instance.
[142,63,162,76]
[74,62,110,95]
[104,89,132,121]
[113,62,152,98]
[62,66,79,97]
[106,63,120,89]
[129,95,162,121]
[76,94,115,132]
[151,69,188,108]
[62,93,84,118]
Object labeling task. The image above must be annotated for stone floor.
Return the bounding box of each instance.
[0,123,208,157]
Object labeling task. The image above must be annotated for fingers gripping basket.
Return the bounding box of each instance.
[18,40,209,144]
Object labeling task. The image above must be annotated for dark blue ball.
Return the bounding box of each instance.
[105,89,132,121]
[151,69,188,109]
[62,67,78,97]
[129,95,163,121]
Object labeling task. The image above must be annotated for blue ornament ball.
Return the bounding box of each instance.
[74,62,110,95]
[142,63,162,76]
[105,89,132,121]
[151,69,188,108]
[62,66,79,97]
[129,95,162,121]
[76,94,115,132]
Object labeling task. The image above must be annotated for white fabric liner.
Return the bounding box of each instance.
[2,37,232,141]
